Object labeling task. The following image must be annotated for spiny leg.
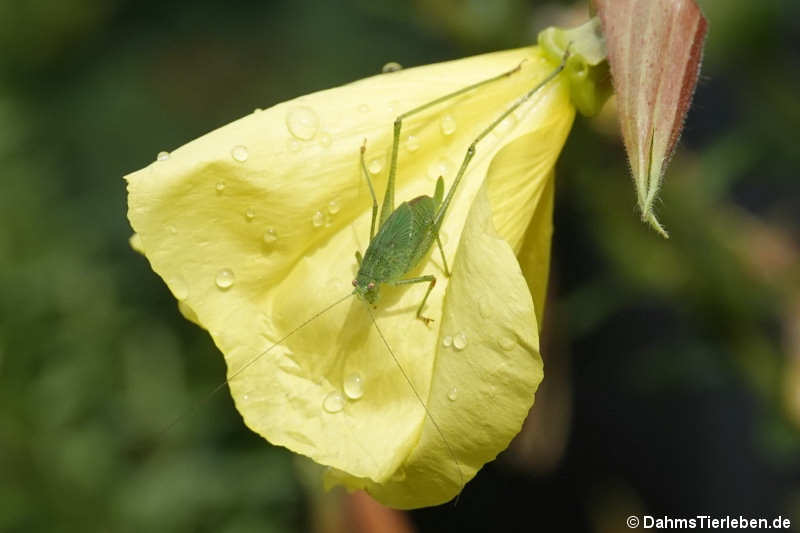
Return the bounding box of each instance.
[433,53,569,233]
[391,275,437,325]
[359,139,379,242]
[378,61,526,229]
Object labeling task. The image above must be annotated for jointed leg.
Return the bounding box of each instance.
[392,275,437,325]
[435,234,450,277]
[378,62,526,229]
[360,140,379,242]
[433,52,569,232]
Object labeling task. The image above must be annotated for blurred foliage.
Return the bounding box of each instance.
[0,0,798,532]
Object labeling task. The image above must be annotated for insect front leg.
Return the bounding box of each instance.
[359,140,379,242]
[391,275,437,326]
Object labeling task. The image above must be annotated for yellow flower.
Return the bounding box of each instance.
[127,36,594,508]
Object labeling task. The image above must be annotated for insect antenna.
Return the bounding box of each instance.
[156,290,356,441]
[364,304,466,500]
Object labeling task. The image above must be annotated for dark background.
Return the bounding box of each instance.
[1,0,799,531]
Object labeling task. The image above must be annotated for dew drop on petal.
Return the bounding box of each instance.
[498,336,515,351]
[287,139,301,153]
[156,151,170,161]
[447,387,458,401]
[263,227,278,244]
[382,61,403,73]
[215,181,226,193]
[327,199,341,215]
[244,208,255,221]
[318,131,332,148]
[286,107,320,140]
[253,108,263,113]
[405,135,420,153]
[440,114,456,136]
[368,158,383,175]
[357,103,370,114]
[343,373,364,400]
[478,298,490,319]
[311,210,325,227]
[231,145,249,162]
[243,394,249,400]
[453,331,467,351]
[427,157,453,180]
[323,391,344,413]
[167,225,177,234]
[215,268,235,290]
[442,335,453,348]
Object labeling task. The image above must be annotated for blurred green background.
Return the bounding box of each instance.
[1,0,798,531]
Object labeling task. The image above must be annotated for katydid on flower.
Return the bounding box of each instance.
[165,50,569,490]
[144,46,570,506]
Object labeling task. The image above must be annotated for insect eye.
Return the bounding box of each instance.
[367,282,375,289]
[352,279,358,286]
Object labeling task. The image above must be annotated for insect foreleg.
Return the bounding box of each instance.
[359,140,379,242]
[391,274,437,325]
[378,61,526,229]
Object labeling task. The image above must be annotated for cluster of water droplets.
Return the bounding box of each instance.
[322,372,365,413]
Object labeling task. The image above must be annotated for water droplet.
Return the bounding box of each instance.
[442,335,453,348]
[382,61,403,73]
[405,135,420,152]
[427,157,453,180]
[318,132,332,148]
[311,210,325,227]
[493,114,518,138]
[323,391,344,413]
[357,103,370,114]
[231,145,249,162]
[263,227,278,244]
[245,208,255,221]
[327,199,340,215]
[215,268,235,290]
[440,114,456,136]
[447,387,458,401]
[498,336,515,351]
[156,151,170,161]
[253,108,262,113]
[169,275,189,300]
[368,158,383,175]
[286,107,320,140]
[287,139,301,153]
[215,181,226,193]
[478,298,490,319]
[343,373,364,400]
[453,331,467,351]
[167,225,177,234]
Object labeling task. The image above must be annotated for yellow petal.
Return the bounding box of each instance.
[126,45,573,508]
[325,183,543,508]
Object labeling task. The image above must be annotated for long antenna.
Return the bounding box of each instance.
[158,290,356,439]
[365,304,466,496]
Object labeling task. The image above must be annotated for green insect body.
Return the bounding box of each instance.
[353,174,445,322]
